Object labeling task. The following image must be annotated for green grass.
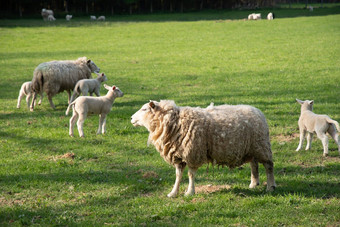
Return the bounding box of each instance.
[0,7,340,226]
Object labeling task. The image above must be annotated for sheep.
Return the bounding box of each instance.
[308,5,314,12]
[248,13,261,20]
[69,72,108,103]
[90,16,96,20]
[41,8,54,21]
[66,15,72,21]
[296,99,340,157]
[47,15,56,21]
[66,84,123,137]
[248,14,254,20]
[131,100,276,197]
[30,57,100,112]
[267,12,274,20]
[97,16,105,21]
[17,81,43,109]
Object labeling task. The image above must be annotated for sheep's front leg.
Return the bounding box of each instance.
[167,164,185,198]
[17,92,25,108]
[77,114,86,137]
[97,114,106,135]
[305,132,313,150]
[25,93,32,109]
[263,160,276,192]
[69,110,78,137]
[185,167,197,196]
[296,129,306,151]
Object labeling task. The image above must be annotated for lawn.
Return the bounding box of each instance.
[0,6,340,226]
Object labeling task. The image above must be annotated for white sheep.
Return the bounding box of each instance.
[30,57,100,111]
[97,16,105,21]
[267,12,274,20]
[131,100,276,197]
[17,81,43,109]
[296,99,340,157]
[308,5,314,12]
[47,15,56,21]
[69,72,108,103]
[66,15,72,21]
[66,84,123,137]
[90,15,96,20]
[41,8,54,21]
[248,14,254,20]
[248,13,261,20]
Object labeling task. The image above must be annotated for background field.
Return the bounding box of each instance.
[0,6,340,226]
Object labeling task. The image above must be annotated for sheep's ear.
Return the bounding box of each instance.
[308,100,314,105]
[149,101,156,109]
[296,99,304,105]
[112,86,116,90]
[87,59,91,64]
[101,73,104,76]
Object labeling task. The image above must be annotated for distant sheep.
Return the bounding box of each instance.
[267,12,274,20]
[69,72,108,103]
[97,16,105,21]
[90,16,96,20]
[66,84,123,137]
[66,15,72,21]
[296,99,340,157]
[248,13,261,20]
[17,81,43,109]
[131,100,276,197]
[308,5,314,12]
[41,8,54,21]
[30,57,100,111]
[47,15,56,21]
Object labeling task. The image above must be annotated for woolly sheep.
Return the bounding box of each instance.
[41,8,53,21]
[69,72,107,103]
[131,100,276,197]
[90,16,96,20]
[66,15,72,21]
[267,12,274,20]
[97,16,105,21]
[248,13,261,20]
[47,15,56,21]
[17,81,43,109]
[296,99,340,156]
[66,84,123,137]
[30,57,100,111]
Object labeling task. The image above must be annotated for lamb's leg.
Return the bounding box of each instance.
[97,114,106,135]
[30,92,37,112]
[38,92,43,105]
[77,114,86,137]
[48,94,56,110]
[185,167,197,196]
[69,109,78,137]
[25,93,32,109]
[328,125,340,155]
[17,91,25,108]
[317,132,329,157]
[167,163,185,198]
[66,90,71,104]
[263,160,276,192]
[305,132,313,150]
[249,160,260,188]
[296,129,306,151]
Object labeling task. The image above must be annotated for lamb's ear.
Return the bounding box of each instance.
[296,99,304,105]
[112,86,116,90]
[101,73,104,77]
[104,84,110,90]
[308,100,314,105]
[87,59,91,64]
[149,101,156,109]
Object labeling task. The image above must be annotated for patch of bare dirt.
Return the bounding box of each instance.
[142,171,158,179]
[49,152,75,161]
[195,184,231,194]
[272,133,299,142]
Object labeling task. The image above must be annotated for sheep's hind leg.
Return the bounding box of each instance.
[328,125,340,156]
[305,132,313,150]
[30,92,38,111]
[69,110,78,137]
[77,114,86,137]
[185,167,197,196]
[317,132,329,157]
[48,94,56,110]
[97,114,106,135]
[249,160,260,188]
[263,160,276,192]
[167,163,185,198]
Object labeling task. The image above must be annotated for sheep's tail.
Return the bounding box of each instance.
[326,118,340,132]
[32,70,44,93]
[65,101,76,116]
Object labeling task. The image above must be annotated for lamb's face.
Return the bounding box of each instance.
[113,87,124,98]
[87,60,100,73]
[131,102,158,129]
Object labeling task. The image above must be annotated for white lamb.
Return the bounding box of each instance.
[69,72,107,103]
[296,99,340,157]
[48,15,56,21]
[66,84,123,137]
[90,16,96,20]
[17,81,43,109]
[248,13,261,20]
[66,15,72,21]
[97,16,105,21]
[41,8,54,21]
[267,12,274,20]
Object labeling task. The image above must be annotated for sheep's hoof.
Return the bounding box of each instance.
[266,186,276,192]
[184,191,195,197]
[249,182,259,189]
[30,108,34,112]
[167,192,178,198]
[323,153,328,157]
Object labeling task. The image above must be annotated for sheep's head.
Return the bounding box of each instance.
[87,59,100,73]
[96,72,108,82]
[296,99,314,111]
[104,84,124,98]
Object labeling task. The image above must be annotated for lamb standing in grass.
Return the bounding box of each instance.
[69,72,107,103]
[66,84,123,137]
[17,81,43,109]
[131,100,276,197]
[296,99,340,156]
[30,57,100,111]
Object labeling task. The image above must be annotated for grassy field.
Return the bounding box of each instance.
[0,6,340,226]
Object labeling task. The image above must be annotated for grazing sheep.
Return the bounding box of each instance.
[248,13,261,20]
[267,12,274,20]
[66,15,72,21]
[248,14,254,20]
[131,100,276,197]
[90,15,96,20]
[66,84,123,137]
[97,16,105,21]
[41,8,54,21]
[30,57,100,111]
[17,81,43,109]
[69,72,108,103]
[296,99,340,157]
[47,15,56,21]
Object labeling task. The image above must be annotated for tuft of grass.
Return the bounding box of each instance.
[0,8,340,226]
